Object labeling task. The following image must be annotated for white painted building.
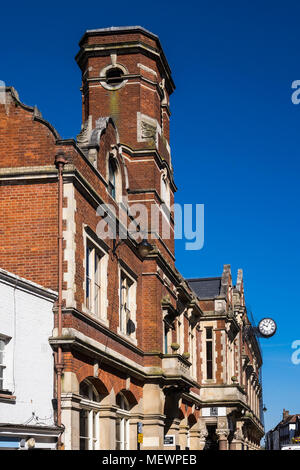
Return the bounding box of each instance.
[0,269,61,449]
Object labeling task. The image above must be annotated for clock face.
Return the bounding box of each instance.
[258,318,277,337]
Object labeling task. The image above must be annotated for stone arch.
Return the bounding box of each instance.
[115,389,138,411]
[79,375,109,398]
[77,364,94,384]
[98,369,125,395]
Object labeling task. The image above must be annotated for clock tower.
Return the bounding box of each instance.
[75,26,177,262]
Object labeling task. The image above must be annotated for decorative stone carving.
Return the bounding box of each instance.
[234,428,243,441]
[141,120,157,144]
[159,78,168,106]
[90,117,111,147]
[217,417,228,429]
[199,428,208,440]
[216,429,230,439]
[77,115,92,146]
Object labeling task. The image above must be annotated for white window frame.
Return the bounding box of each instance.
[79,381,101,450]
[0,338,6,391]
[118,267,137,344]
[83,233,108,325]
[116,394,130,450]
[106,150,123,203]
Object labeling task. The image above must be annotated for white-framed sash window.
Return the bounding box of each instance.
[84,236,108,322]
[79,381,101,450]
[118,268,137,341]
[116,393,130,450]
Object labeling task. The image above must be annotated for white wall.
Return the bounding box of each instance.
[0,271,56,426]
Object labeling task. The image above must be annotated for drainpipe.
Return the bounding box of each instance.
[55,151,68,449]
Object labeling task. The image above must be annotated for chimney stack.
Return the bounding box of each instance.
[283,409,289,420]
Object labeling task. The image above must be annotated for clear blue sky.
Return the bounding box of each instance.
[1,0,299,434]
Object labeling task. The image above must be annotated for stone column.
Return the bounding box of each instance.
[216,429,229,450]
[129,416,139,450]
[61,394,81,450]
[189,428,201,450]
[61,371,80,450]
[179,422,189,450]
[141,383,165,450]
[229,422,244,450]
[99,405,117,450]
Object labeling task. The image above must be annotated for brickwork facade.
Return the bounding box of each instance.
[0,26,264,450]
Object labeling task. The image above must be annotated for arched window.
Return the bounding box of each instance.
[79,380,101,450]
[115,392,130,450]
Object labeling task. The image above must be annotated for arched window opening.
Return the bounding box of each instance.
[79,380,101,450]
[116,392,130,450]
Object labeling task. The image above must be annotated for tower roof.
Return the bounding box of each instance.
[83,26,159,41]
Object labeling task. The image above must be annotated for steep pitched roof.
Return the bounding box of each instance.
[187,277,222,299]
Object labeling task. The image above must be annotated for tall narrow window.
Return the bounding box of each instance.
[0,339,5,390]
[164,324,169,354]
[188,323,197,378]
[116,393,130,450]
[119,271,136,337]
[79,381,101,450]
[85,242,103,317]
[206,327,213,380]
[108,158,117,199]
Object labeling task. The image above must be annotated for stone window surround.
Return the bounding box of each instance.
[202,323,217,383]
[79,380,101,450]
[99,63,129,91]
[0,334,12,393]
[82,229,109,327]
[117,263,138,346]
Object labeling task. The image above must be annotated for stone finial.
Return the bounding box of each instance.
[220,264,231,297]
[236,268,243,292]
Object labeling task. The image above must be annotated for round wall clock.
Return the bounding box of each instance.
[258,318,277,338]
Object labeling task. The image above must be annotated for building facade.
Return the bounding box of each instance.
[0,26,263,450]
[0,269,61,449]
[266,410,300,450]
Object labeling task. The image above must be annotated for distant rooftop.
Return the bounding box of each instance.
[187,277,222,299]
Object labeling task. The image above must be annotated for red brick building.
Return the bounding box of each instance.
[0,26,264,450]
